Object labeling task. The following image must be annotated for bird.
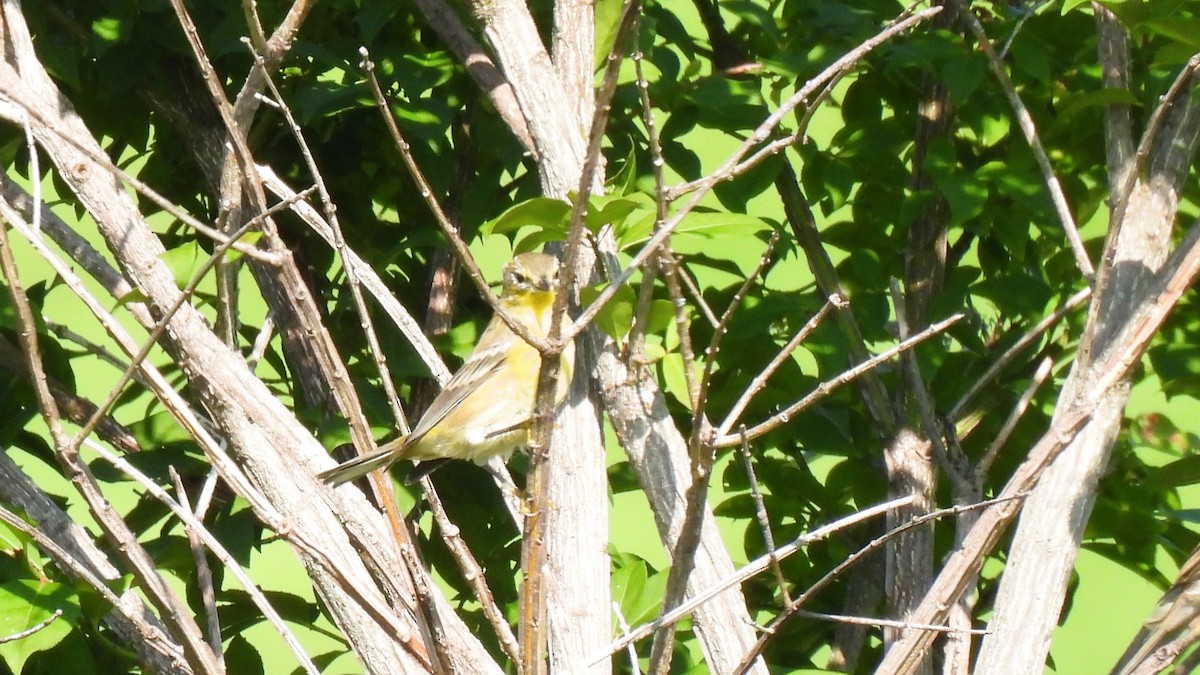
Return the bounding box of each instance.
[318,251,575,485]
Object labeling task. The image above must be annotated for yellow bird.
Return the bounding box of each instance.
[318,252,575,485]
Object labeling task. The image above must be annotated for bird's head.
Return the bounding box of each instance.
[501,252,562,299]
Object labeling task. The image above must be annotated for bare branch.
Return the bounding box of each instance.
[0,195,221,673]
[715,313,964,448]
[717,296,837,438]
[256,166,451,383]
[736,494,1026,675]
[409,0,537,155]
[568,6,943,342]
[738,430,790,605]
[595,496,914,663]
[793,608,988,635]
[954,0,1094,279]
[948,288,1090,421]
[423,479,521,663]
[95,444,320,675]
[168,468,224,669]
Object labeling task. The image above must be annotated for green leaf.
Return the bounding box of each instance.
[225,634,265,675]
[1055,88,1140,121]
[607,148,639,196]
[1147,455,1200,489]
[129,410,194,449]
[594,0,626,70]
[113,288,148,308]
[581,284,637,341]
[1141,17,1200,49]
[159,241,205,288]
[0,522,28,557]
[935,172,989,226]
[224,231,263,263]
[660,352,704,411]
[481,198,571,237]
[91,17,124,44]
[0,580,80,674]
[1149,344,1200,398]
[643,300,675,335]
[972,273,1052,315]
[675,211,772,239]
[611,556,667,626]
[1061,0,1092,14]
[586,194,647,231]
[942,53,986,106]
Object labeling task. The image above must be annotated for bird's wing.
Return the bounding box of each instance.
[405,340,507,445]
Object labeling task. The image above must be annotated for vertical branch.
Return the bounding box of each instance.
[738,429,791,605]
[169,469,224,669]
[521,0,642,671]
[647,237,779,673]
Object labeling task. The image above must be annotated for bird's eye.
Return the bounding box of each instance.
[511,272,527,285]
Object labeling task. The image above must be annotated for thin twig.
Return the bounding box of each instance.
[715,313,964,448]
[733,494,1026,675]
[169,467,224,669]
[948,287,1090,420]
[672,260,721,328]
[593,496,914,663]
[627,33,671,364]
[691,231,781,427]
[997,0,1049,59]
[955,1,1094,279]
[717,297,838,438]
[567,6,943,343]
[977,355,1054,477]
[359,49,553,357]
[422,478,521,663]
[629,32,666,312]
[250,44,406,427]
[45,322,132,375]
[738,428,790,605]
[256,166,451,383]
[792,608,988,635]
[612,602,642,675]
[0,609,62,643]
[664,70,835,202]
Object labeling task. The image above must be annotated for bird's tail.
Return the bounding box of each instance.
[317,437,405,485]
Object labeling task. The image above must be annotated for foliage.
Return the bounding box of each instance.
[0,0,1197,673]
